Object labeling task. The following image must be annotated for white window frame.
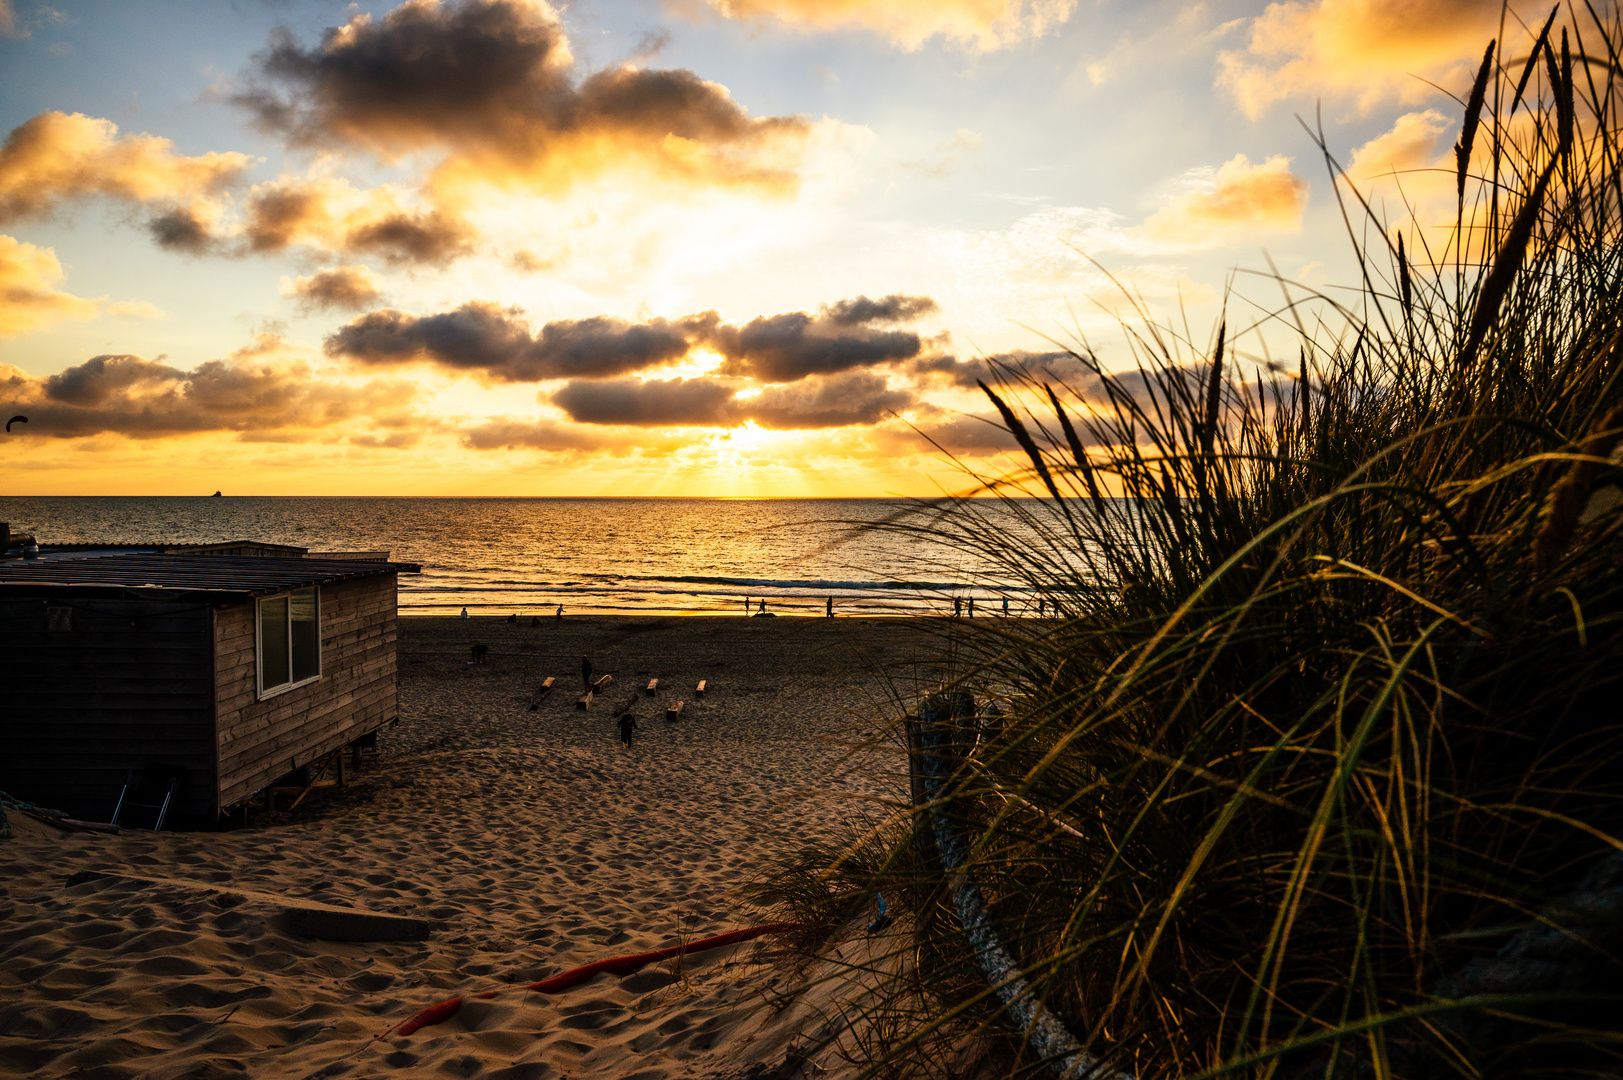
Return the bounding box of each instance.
[256,586,322,699]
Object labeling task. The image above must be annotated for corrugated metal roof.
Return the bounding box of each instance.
[0,553,420,600]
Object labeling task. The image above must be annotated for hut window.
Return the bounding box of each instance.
[257,586,321,696]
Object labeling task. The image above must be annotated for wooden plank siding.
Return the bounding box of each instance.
[213,573,400,809]
[0,598,216,819]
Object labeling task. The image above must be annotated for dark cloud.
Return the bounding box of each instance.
[325,293,936,383]
[4,352,421,440]
[549,370,914,429]
[146,207,218,254]
[326,302,708,382]
[551,376,739,426]
[709,311,922,382]
[44,354,184,406]
[910,349,1086,388]
[244,183,322,253]
[235,0,807,188]
[745,370,914,428]
[241,181,474,265]
[345,209,472,265]
[826,293,937,326]
[287,265,382,313]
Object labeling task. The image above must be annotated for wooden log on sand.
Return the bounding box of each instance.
[645,678,659,695]
[666,700,684,722]
[577,690,593,709]
[528,676,555,711]
[695,679,707,698]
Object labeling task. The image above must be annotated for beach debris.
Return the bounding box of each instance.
[866,893,892,934]
[63,869,444,941]
[666,700,684,722]
[385,921,801,1038]
[695,679,707,698]
[2,789,116,839]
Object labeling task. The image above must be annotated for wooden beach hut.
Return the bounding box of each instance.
[0,553,419,823]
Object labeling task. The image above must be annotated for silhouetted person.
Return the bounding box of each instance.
[1002,597,1009,615]
[743,596,751,614]
[556,604,563,620]
[618,712,638,748]
[460,607,468,619]
[530,615,540,626]
[508,613,517,624]
[581,654,594,691]
[471,644,488,664]
[759,598,767,613]
[967,596,975,618]
[953,597,961,618]
[826,596,833,618]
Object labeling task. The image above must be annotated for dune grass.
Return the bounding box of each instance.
[746,14,1623,1079]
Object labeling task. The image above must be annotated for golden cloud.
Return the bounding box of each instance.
[1218,0,1501,118]
[237,0,813,202]
[0,111,251,224]
[0,234,100,338]
[1141,154,1308,244]
[698,0,1076,51]
[242,177,474,264]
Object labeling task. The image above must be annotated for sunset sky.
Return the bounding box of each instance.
[0,0,1533,495]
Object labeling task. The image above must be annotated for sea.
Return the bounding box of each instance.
[0,496,1034,617]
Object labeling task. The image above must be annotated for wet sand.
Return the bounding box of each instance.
[0,615,949,1080]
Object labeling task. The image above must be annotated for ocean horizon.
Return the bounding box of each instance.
[0,495,1037,616]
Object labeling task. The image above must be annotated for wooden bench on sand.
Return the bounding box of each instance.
[645,678,659,695]
[528,676,555,711]
[578,674,612,709]
[695,679,707,698]
[666,700,684,722]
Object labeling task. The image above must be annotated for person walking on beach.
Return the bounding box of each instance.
[967,596,975,618]
[556,604,563,620]
[760,598,768,613]
[581,654,594,691]
[953,597,961,618]
[826,596,833,618]
[618,711,638,748]
[743,596,750,614]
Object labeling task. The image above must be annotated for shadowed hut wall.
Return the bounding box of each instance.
[0,598,214,819]
[214,573,398,808]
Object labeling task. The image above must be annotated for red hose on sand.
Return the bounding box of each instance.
[387,922,800,1038]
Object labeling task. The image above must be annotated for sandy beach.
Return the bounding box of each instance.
[0,615,951,1080]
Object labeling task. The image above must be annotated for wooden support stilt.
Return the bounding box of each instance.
[287,747,343,813]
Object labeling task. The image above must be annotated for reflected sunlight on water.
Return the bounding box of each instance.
[0,497,1043,616]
